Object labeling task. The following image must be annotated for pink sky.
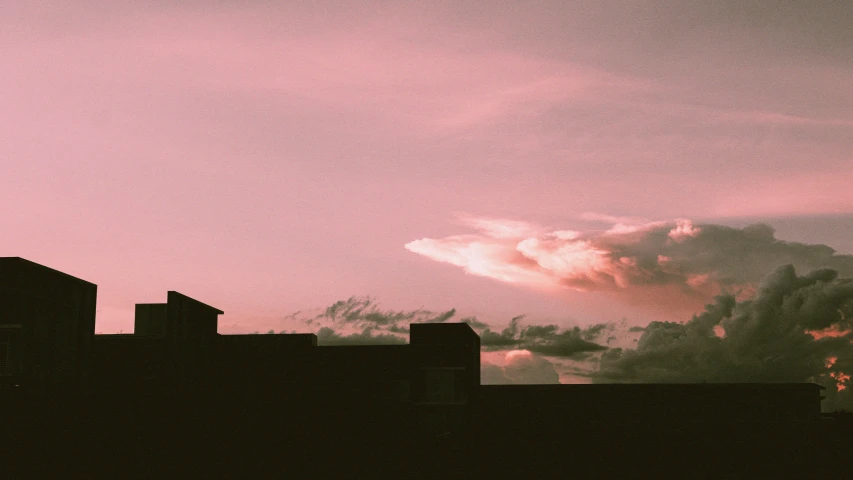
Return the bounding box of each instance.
[2,2,852,335]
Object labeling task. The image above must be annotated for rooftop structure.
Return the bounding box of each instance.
[1,257,845,478]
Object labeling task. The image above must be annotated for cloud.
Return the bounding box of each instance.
[24,5,637,141]
[315,326,407,346]
[318,297,422,326]
[406,216,853,316]
[481,362,513,384]
[460,316,490,330]
[285,298,565,385]
[286,297,499,346]
[481,350,561,385]
[479,315,609,358]
[295,297,611,361]
[284,278,853,402]
[480,316,524,349]
[299,296,610,359]
[303,296,462,335]
[592,264,853,407]
[283,297,606,387]
[503,350,561,384]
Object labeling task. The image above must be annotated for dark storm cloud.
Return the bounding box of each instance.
[387,324,410,334]
[320,297,420,326]
[479,315,608,358]
[424,309,458,323]
[582,323,609,341]
[524,327,608,357]
[315,326,407,346]
[640,223,853,288]
[580,221,853,293]
[460,316,490,330]
[480,316,525,349]
[298,296,466,342]
[593,265,853,401]
[285,297,498,346]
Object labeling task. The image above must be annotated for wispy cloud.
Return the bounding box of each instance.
[8,7,638,142]
[285,296,484,345]
[479,315,608,358]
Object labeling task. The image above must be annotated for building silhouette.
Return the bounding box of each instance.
[2,257,851,479]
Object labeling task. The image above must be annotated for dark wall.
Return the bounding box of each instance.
[207,334,318,390]
[473,384,824,425]
[0,257,97,390]
[90,335,172,390]
[6,258,849,478]
[134,304,167,336]
[165,291,220,339]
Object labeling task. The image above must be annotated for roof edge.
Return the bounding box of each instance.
[167,290,224,314]
[0,257,98,287]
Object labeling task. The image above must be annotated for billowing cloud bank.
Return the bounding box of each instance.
[594,264,853,409]
[405,217,853,313]
[280,262,853,408]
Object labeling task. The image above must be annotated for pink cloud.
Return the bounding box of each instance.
[406,215,853,316]
[404,235,556,289]
[407,216,705,292]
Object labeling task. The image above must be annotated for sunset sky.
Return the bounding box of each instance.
[3,2,853,393]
